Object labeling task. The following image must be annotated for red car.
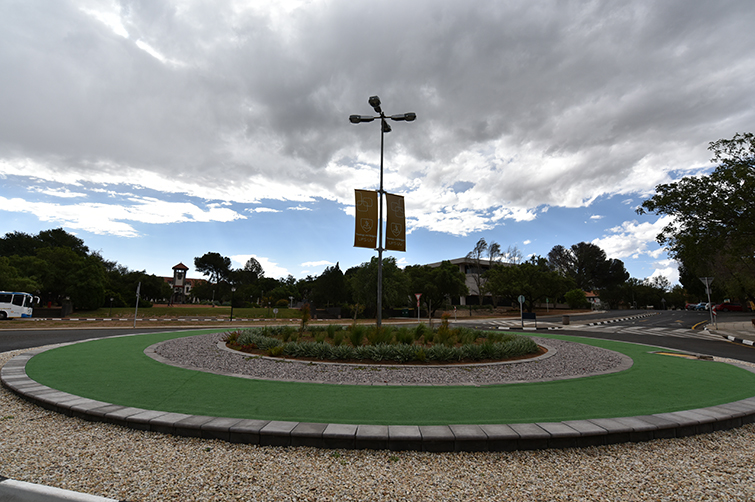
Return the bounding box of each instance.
[713,303,743,312]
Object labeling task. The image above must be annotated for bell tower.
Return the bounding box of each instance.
[171,262,189,304]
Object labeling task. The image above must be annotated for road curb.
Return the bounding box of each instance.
[4,339,755,453]
[0,476,121,502]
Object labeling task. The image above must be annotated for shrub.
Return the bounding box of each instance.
[412,323,429,342]
[228,326,538,363]
[223,331,240,345]
[326,324,340,340]
[367,326,393,345]
[456,327,478,345]
[395,327,414,345]
[348,325,366,347]
[333,331,345,346]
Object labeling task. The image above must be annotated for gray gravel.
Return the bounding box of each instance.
[3,347,755,501]
[151,333,633,385]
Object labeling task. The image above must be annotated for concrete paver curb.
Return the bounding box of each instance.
[0,476,120,502]
[4,342,755,453]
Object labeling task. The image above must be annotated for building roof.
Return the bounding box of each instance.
[172,262,189,270]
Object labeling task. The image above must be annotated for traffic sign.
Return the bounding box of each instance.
[518,295,525,304]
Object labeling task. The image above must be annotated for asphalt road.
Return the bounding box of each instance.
[0,327,187,353]
[459,309,755,364]
[2,310,754,363]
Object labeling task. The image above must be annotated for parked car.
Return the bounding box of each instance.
[685,303,698,310]
[694,302,710,311]
[713,302,744,312]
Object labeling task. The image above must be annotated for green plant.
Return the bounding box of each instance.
[326,324,340,340]
[395,327,414,345]
[269,346,284,357]
[412,323,429,342]
[300,303,311,332]
[222,331,240,345]
[348,325,366,347]
[333,331,345,346]
[367,326,393,345]
[281,326,296,343]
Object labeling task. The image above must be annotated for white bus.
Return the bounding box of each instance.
[0,291,40,320]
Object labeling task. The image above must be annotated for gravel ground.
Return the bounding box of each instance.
[3,347,755,501]
[151,333,632,385]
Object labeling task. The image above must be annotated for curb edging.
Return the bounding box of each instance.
[0,476,121,502]
[3,343,755,453]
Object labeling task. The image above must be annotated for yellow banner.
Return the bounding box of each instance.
[354,189,378,249]
[385,192,406,252]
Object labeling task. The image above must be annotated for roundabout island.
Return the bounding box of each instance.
[3,328,755,452]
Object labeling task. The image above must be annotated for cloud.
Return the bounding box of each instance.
[649,259,680,284]
[1,0,753,238]
[301,260,335,268]
[247,207,281,214]
[592,216,675,260]
[0,194,245,237]
[29,187,87,198]
[523,240,531,245]
[230,254,289,279]
[590,215,604,220]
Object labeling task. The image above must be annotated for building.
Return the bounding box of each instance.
[425,257,514,305]
[164,263,204,304]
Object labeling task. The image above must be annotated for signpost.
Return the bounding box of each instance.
[133,282,141,328]
[699,277,716,328]
[518,295,525,329]
[415,293,422,322]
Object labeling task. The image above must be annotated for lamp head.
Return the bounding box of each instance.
[350,115,375,123]
[390,112,417,122]
[368,95,382,113]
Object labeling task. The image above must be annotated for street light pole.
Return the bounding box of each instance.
[230,287,236,322]
[350,96,415,328]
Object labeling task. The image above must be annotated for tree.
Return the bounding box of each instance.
[0,256,40,292]
[232,257,264,285]
[547,242,628,291]
[564,289,588,309]
[639,132,755,302]
[405,261,468,316]
[466,238,488,304]
[502,245,523,265]
[486,256,575,312]
[69,255,107,310]
[312,263,346,306]
[347,257,407,318]
[0,228,89,258]
[194,252,231,284]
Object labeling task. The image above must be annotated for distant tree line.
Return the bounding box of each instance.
[0,228,172,310]
[463,237,688,312]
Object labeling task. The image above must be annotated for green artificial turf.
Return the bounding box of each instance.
[24,329,755,425]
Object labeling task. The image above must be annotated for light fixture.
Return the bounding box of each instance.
[349,95,416,328]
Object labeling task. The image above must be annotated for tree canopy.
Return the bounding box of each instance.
[639,132,755,301]
[547,242,628,291]
[486,256,575,312]
[405,261,468,316]
[194,252,231,284]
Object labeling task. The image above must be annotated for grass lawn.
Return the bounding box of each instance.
[75,306,302,319]
[24,330,755,426]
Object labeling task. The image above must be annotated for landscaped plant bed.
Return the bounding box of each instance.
[222,321,543,365]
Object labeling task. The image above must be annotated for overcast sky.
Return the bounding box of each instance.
[1,0,754,284]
